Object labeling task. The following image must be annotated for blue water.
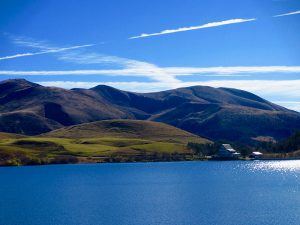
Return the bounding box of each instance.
[0,161,300,225]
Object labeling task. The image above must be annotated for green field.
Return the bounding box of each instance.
[0,120,210,166]
[0,136,197,166]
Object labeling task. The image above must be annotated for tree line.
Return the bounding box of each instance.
[187,131,300,157]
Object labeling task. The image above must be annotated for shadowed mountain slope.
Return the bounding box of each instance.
[0,79,134,134]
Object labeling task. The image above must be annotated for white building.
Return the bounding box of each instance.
[250,151,263,159]
[218,144,241,159]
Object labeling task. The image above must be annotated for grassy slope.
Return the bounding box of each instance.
[43,119,208,143]
[0,120,210,166]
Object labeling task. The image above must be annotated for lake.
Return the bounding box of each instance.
[0,161,300,225]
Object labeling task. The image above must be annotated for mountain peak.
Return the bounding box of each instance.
[0,79,40,98]
[90,84,122,92]
[0,79,40,89]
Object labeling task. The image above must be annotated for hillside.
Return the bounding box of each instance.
[0,120,209,166]
[1,79,300,144]
[0,132,25,139]
[0,79,133,135]
[43,119,209,143]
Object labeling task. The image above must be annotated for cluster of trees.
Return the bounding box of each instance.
[187,142,219,157]
[0,151,44,166]
[187,142,253,158]
[256,131,300,153]
[0,151,79,166]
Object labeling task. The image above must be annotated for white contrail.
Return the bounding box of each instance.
[129,18,256,39]
[0,44,94,61]
[274,10,300,17]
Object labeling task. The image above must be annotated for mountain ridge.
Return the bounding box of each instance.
[0,78,299,144]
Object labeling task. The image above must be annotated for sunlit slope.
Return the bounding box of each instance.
[43,119,210,144]
[0,120,210,166]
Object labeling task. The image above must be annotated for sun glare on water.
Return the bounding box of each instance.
[248,160,300,172]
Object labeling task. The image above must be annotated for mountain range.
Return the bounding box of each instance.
[1,78,300,145]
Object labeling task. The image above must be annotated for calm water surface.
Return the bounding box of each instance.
[0,161,300,225]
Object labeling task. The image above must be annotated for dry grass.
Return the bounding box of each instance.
[42,119,210,144]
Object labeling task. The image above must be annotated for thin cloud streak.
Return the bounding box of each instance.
[1,66,300,77]
[164,66,300,75]
[129,18,256,39]
[57,53,180,83]
[6,35,179,83]
[274,10,300,17]
[0,44,94,61]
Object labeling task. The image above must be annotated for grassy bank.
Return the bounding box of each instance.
[0,137,199,166]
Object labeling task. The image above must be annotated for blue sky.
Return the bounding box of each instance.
[0,0,300,110]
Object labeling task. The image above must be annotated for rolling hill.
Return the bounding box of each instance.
[0,120,209,166]
[43,119,209,143]
[1,78,300,144]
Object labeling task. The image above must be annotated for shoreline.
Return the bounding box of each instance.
[1,157,300,167]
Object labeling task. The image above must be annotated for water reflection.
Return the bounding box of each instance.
[247,160,300,172]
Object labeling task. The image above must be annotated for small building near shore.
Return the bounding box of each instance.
[250,151,263,159]
[217,144,241,159]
